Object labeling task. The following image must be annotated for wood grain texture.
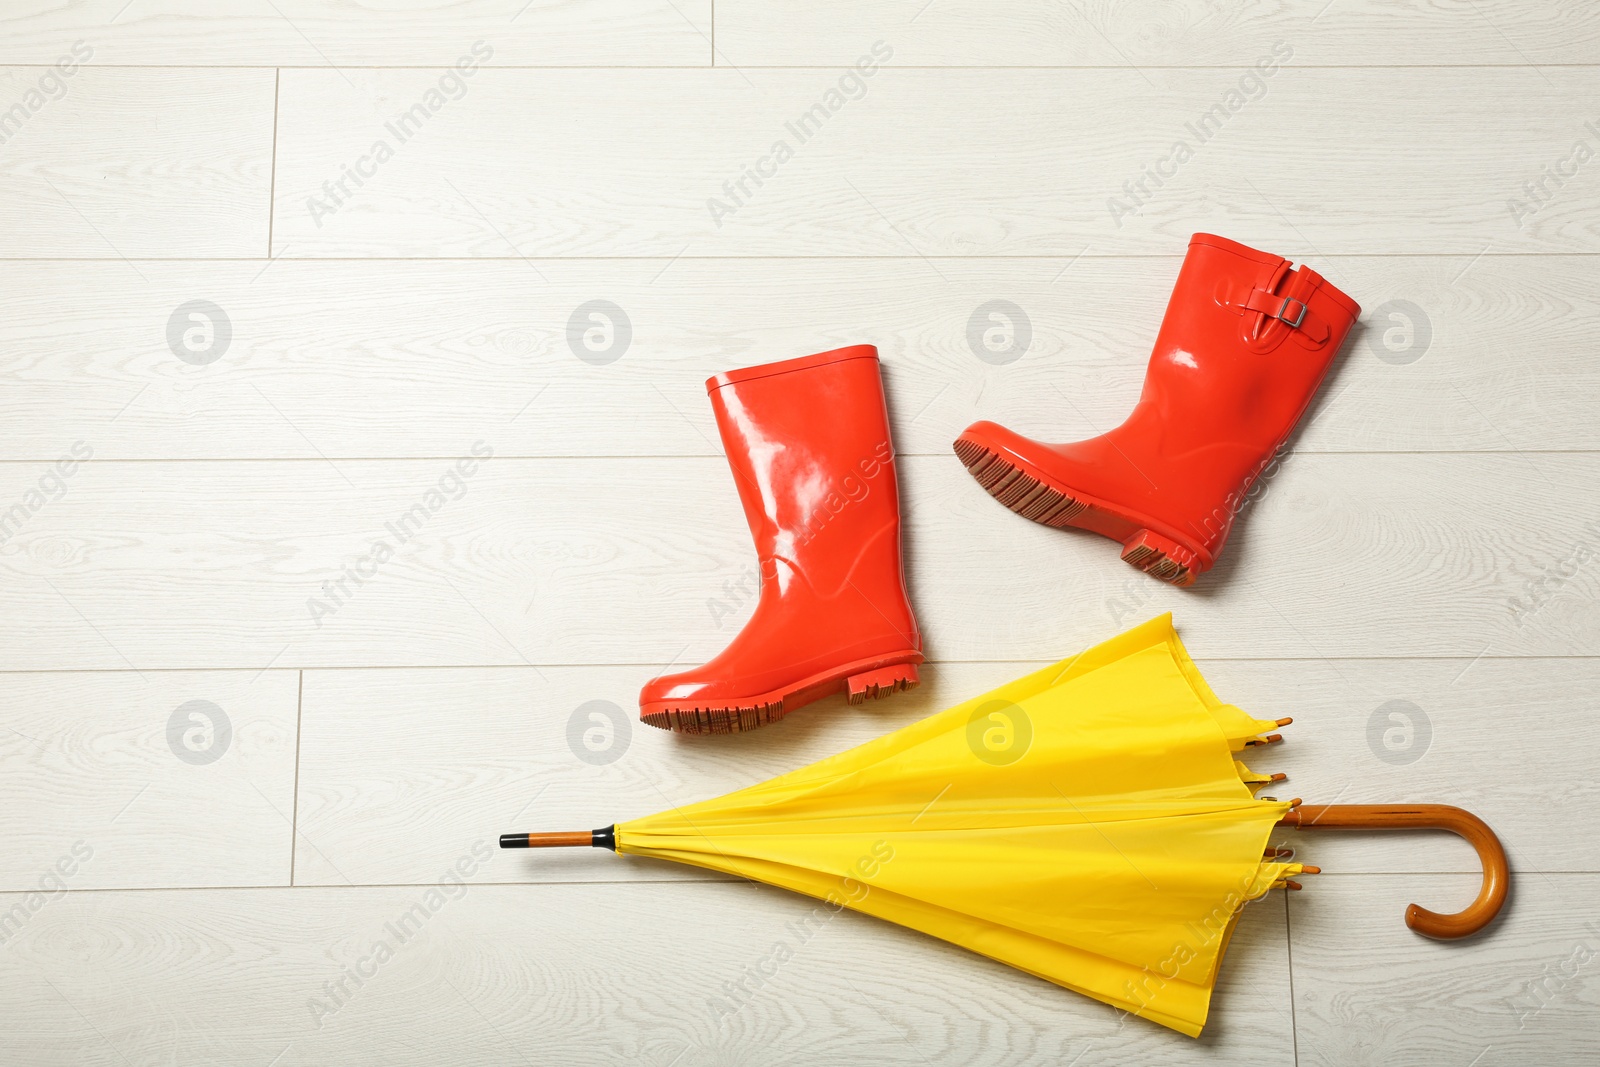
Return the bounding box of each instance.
[273,65,1600,256]
[718,0,1600,67]
[293,657,1600,887]
[0,1,713,67]
[0,881,1291,1065]
[2,6,1597,1063]
[0,670,298,891]
[1,254,1594,460]
[1288,874,1600,1065]
[1208,657,1600,877]
[0,66,274,257]
[0,453,1595,671]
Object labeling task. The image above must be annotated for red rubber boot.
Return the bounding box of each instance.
[954,234,1360,586]
[640,345,923,734]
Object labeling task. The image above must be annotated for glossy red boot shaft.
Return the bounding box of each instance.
[956,234,1360,585]
[640,345,922,733]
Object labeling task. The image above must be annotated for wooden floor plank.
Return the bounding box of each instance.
[1,254,1593,460]
[0,453,1594,670]
[1,6,1596,1063]
[0,881,1292,1065]
[1289,874,1600,1065]
[0,1,712,67]
[0,67,274,257]
[291,656,1600,887]
[0,670,299,892]
[272,65,1600,256]
[718,0,1600,68]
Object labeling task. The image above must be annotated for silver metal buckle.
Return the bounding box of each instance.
[1277,297,1307,329]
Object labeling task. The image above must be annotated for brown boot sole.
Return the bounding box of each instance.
[954,438,1200,588]
[641,658,920,735]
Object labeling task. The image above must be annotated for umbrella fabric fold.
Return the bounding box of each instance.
[617,614,1300,1036]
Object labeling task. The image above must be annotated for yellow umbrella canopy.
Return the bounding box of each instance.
[504,615,1506,1037]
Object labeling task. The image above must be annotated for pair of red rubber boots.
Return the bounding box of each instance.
[640,235,1361,733]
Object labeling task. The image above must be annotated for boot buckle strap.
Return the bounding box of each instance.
[1240,286,1307,326]
[1234,286,1327,343]
[1275,296,1308,329]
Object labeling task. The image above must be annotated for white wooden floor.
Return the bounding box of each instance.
[2,3,1598,1064]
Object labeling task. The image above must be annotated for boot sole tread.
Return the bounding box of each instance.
[954,438,1199,588]
[641,660,920,735]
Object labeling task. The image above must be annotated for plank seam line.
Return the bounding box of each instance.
[0,870,1574,900]
[2,253,1599,262]
[266,67,280,258]
[288,668,304,886]
[3,63,1600,71]
[0,878,741,898]
[0,655,1594,677]
[1,451,1597,463]
[1285,891,1301,1067]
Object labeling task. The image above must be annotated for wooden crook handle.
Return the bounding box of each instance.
[1278,804,1508,940]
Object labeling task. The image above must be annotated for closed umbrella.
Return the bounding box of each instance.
[503,615,1505,1036]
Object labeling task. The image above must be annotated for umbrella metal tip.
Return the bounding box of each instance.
[1270,772,1288,783]
[1301,865,1322,875]
[1276,717,1294,727]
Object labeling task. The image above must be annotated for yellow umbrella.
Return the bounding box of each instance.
[503,615,1506,1036]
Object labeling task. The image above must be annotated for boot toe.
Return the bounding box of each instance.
[638,669,711,710]
[956,419,1080,481]
[956,419,1038,462]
